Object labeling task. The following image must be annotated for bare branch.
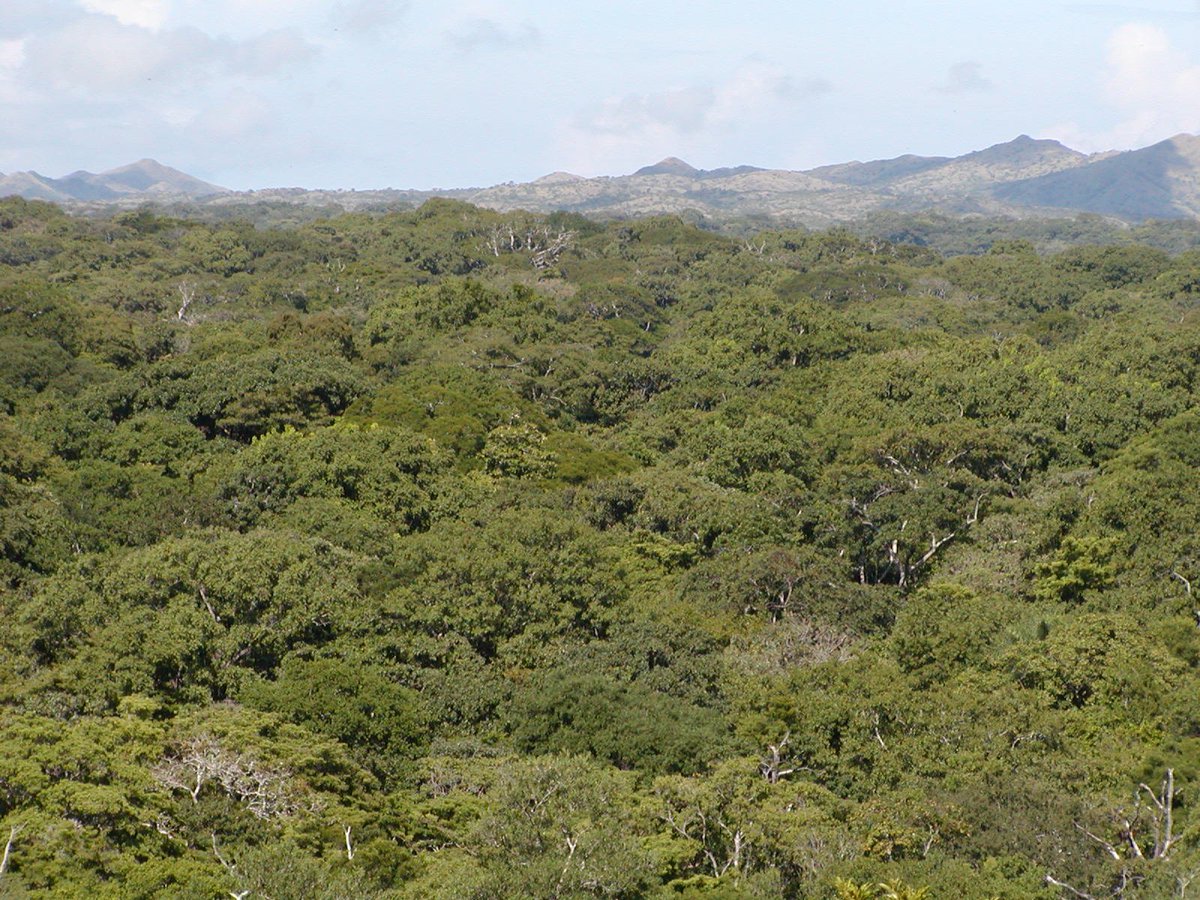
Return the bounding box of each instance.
[760,730,798,784]
[1045,874,1098,900]
[155,734,302,819]
[967,493,986,525]
[0,824,24,879]
[211,833,236,875]
[1074,821,1122,860]
[198,584,219,623]
[176,280,197,323]
[914,532,956,571]
[1171,571,1192,596]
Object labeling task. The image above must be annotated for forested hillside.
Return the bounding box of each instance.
[1,196,1199,899]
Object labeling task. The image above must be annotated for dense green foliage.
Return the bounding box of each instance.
[1,196,1198,898]
[843,210,1200,257]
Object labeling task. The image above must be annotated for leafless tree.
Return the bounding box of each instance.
[483,221,576,268]
[530,227,576,269]
[658,781,753,880]
[1047,770,1182,898]
[882,519,958,589]
[759,731,799,784]
[176,280,196,323]
[661,800,749,879]
[153,733,303,820]
[153,734,227,804]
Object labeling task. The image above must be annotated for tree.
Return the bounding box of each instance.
[469,755,655,898]
[480,422,556,479]
[153,733,304,819]
[507,669,727,774]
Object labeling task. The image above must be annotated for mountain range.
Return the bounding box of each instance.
[0,159,228,203]
[6,134,1200,224]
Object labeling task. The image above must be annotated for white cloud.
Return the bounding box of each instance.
[579,63,819,138]
[159,0,405,38]
[710,64,828,124]
[0,39,26,70]
[331,0,408,34]
[1106,22,1200,110]
[79,0,169,30]
[585,85,715,136]
[936,61,993,94]
[0,39,26,106]
[557,63,829,174]
[28,18,182,90]
[188,87,272,140]
[1052,22,1200,150]
[446,17,539,52]
[25,16,317,93]
[226,29,318,76]
[160,103,198,127]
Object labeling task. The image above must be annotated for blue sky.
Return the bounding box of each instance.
[2,1,1199,189]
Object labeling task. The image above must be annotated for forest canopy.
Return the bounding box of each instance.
[0,196,1198,898]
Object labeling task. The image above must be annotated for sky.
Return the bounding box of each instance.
[2,0,1200,190]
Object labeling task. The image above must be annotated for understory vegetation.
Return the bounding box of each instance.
[1,197,1199,898]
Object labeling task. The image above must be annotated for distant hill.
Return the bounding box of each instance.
[10,134,1200,224]
[0,171,67,202]
[882,136,1091,206]
[0,159,227,202]
[810,153,951,188]
[994,133,1200,219]
[447,135,1200,224]
[634,157,701,177]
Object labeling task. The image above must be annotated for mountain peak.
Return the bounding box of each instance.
[0,159,228,202]
[98,159,228,195]
[533,171,585,185]
[105,158,175,175]
[1158,133,1200,153]
[634,157,700,177]
[963,134,1081,167]
[988,134,1068,152]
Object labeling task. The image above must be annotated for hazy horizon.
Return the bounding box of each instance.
[7,130,1190,196]
[3,1,1200,191]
